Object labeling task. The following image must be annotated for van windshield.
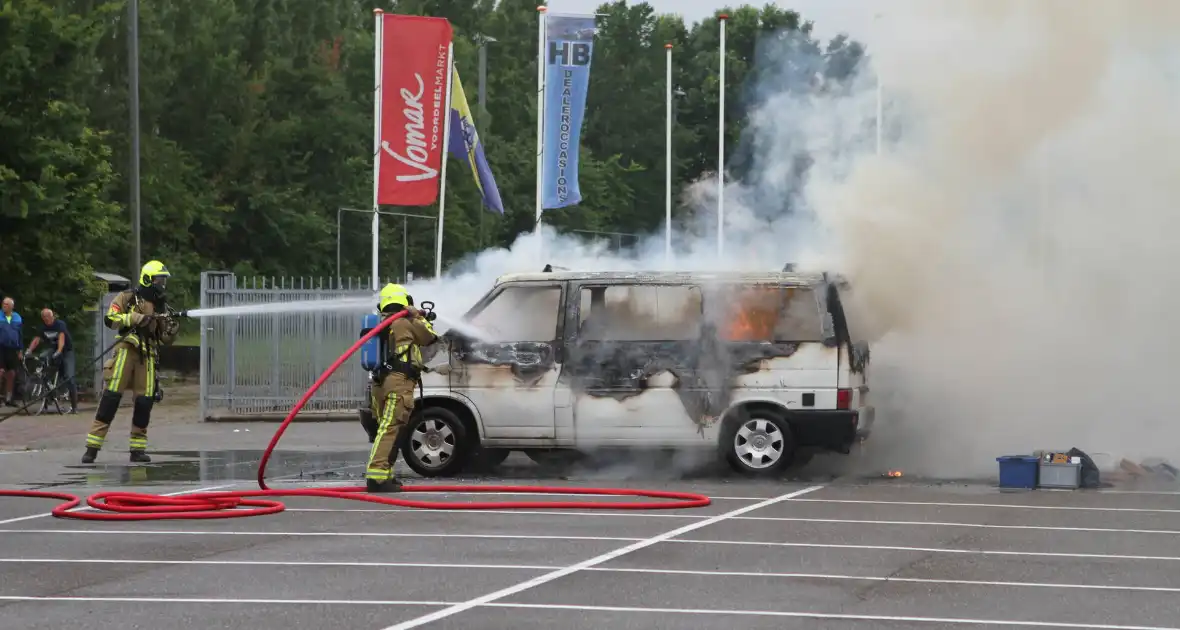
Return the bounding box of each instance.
[717,285,825,342]
[467,284,562,342]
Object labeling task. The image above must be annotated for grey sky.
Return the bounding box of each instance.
[543,0,880,45]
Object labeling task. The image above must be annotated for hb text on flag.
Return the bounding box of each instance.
[541,13,595,210]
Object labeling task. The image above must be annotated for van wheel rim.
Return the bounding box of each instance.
[734,418,783,469]
[411,418,456,469]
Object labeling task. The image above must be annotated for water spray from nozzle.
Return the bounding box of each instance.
[184,296,378,318]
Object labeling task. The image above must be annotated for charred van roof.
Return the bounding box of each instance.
[493,270,846,287]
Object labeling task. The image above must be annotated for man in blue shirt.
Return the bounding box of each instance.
[27,308,78,413]
[0,297,22,407]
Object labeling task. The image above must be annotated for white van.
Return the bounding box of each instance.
[360,268,873,477]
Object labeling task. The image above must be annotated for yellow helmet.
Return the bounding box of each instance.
[139,260,170,288]
[378,283,410,312]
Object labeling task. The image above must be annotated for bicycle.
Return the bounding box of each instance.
[20,352,65,416]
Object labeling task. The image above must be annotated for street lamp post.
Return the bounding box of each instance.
[128,0,142,277]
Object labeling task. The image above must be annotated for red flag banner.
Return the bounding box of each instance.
[377,15,453,206]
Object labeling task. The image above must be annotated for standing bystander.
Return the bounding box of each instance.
[27,308,78,413]
[0,297,23,406]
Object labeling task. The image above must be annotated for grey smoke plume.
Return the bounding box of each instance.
[796,0,1180,476]
[408,0,1180,478]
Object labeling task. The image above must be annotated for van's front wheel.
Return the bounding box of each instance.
[400,406,470,477]
[720,409,796,476]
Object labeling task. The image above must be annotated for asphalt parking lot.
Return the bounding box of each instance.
[3,447,1180,630]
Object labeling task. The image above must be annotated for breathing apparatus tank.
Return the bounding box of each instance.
[359,312,385,372]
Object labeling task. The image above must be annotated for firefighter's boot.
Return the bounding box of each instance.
[366,478,402,493]
[128,396,152,463]
[84,390,121,463]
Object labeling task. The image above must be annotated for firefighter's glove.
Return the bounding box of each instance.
[134,313,155,330]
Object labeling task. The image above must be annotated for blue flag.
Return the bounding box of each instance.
[541,13,596,210]
[448,66,504,214]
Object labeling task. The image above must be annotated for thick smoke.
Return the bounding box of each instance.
[407,0,1180,478]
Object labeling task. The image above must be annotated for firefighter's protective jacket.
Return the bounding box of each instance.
[104,290,179,360]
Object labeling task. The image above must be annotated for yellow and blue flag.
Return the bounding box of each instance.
[448,67,504,214]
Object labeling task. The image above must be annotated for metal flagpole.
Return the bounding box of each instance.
[535,5,547,264]
[876,73,883,155]
[665,43,673,266]
[874,12,884,156]
[717,14,727,258]
[371,9,384,291]
[434,43,456,280]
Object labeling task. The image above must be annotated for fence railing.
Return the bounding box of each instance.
[198,272,387,420]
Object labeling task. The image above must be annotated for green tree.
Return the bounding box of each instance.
[0,0,124,331]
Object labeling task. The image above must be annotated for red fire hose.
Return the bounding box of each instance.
[0,311,711,520]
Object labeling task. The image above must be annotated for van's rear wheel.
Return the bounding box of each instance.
[400,406,470,477]
[720,408,796,476]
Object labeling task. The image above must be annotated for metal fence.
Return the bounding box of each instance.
[198,272,384,420]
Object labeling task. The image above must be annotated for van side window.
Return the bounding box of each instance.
[722,286,824,342]
[578,285,701,341]
[468,285,562,342]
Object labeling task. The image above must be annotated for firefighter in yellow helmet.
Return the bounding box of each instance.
[83,260,181,464]
[365,282,438,492]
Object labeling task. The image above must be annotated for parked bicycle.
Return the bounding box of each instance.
[19,351,66,416]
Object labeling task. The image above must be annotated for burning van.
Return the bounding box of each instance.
[359,268,873,477]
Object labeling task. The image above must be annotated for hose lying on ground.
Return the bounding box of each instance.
[0,310,712,519]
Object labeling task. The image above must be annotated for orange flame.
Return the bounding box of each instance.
[724,287,789,340]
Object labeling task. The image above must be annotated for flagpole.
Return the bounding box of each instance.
[664,43,673,266]
[535,5,547,264]
[875,73,883,155]
[371,8,384,291]
[434,42,456,280]
[717,13,727,259]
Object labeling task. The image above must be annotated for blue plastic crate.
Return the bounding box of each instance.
[997,455,1039,489]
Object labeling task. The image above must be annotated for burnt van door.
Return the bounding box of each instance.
[448,282,565,440]
[716,283,841,407]
[827,282,870,395]
[562,283,710,447]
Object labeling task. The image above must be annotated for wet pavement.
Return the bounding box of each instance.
[2,422,1180,629]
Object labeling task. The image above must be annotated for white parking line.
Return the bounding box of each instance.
[490,602,1180,629]
[792,498,1180,514]
[736,516,1180,536]
[671,538,1180,562]
[281,507,1180,536]
[0,529,643,542]
[375,484,827,630]
[0,482,240,526]
[4,558,1179,595]
[0,595,445,606]
[286,507,707,518]
[0,596,1175,629]
[5,528,1180,562]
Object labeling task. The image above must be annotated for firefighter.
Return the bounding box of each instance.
[365,282,438,492]
[83,260,180,464]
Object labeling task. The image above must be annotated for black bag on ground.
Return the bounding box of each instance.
[1067,447,1102,488]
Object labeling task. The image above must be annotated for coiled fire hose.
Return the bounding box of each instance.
[0,310,711,520]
